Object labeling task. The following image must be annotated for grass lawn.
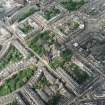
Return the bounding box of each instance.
[0,67,34,96]
[61,0,85,11]
[49,94,61,105]
[20,23,34,34]
[43,7,60,20]
[34,75,49,90]
[50,49,73,69]
[61,49,73,61]
[50,57,64,69]
[73,21,80,29]
[28,31,55,56]
[65,63,90,85]
[17,8,37,22]
[0,46,23,70]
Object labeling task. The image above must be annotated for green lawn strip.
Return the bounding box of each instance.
[34,75,50,90]
[0,67,34,96]
[61,0,85,11]
[43,7,60,20]
[28,31,55,56]
[0,46,23,70]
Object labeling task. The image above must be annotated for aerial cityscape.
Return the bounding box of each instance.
[0,0,105,105]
